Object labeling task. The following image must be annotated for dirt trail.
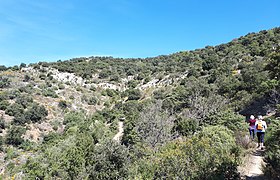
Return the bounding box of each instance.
[238,112,274,179]
[113,121,124,143]
[239,149,267,180]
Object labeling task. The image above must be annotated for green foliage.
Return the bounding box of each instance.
[24,134,91,179]
[23,129,129,179]
[217,76,241,96]
[5,126,26,146]
[153,89,166,99]
[133,101,175,148]
[0,91,9,101]
[129,126,240,179]
[63,111,86,131]
[205,110,245,131]
[7,89,20,99]
[263,118,280,179]
[13,114,28,125]
[175,117,199,136]
[266,48,280,81]
[126,89,141,100]
[5,103,24,116]
[0,65,7,71]
[0,136,3,151]
[88,140,129,179]
[58,100,68,109]
[0,76,11,88]
[58,83,65,89]
[99,70,111,79]
[0,100,10,110]
[15,94,33,108]
[23,74,31,82]
[42,88,58,98]
[39,73,47,80]
[106,89,117,97]
[4,147,18,160]
[87,96,98,105]
[128,80,138,88]
[0,116,5,129]
[25,103,48,123]
[18,84,34,94]
[90,85,96,91]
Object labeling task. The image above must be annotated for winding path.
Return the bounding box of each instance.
[113,121,124,143]
[240,149,267,180]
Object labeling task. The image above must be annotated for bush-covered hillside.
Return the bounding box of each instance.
[0,27,279,179]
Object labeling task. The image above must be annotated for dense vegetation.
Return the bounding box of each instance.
[0,27,279,179]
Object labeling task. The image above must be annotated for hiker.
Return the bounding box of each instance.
[248,115,256,140]
[255,115,267,150]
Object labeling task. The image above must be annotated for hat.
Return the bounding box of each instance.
[250,115,255,119]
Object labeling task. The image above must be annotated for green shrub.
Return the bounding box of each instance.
[42,88,58,98]
[88,140,129,179]
[0,76,11,88]
[175,117,199,136]
[15,94,33,108]
[0,100,10,110]
[13,114,29,125]
[0,117,5,129]
[131,126,240,179]
[128,80,138,88]
[90,86,96,91]
[88,97,98,105]
[205,110,245,131]
[18,84,34,94]
[5,103,24,116]
[127,89,141,100]
[58,84,65,89]
[23,74,31,82]
[39,73,46,80]
[58,100,68,109]
[264,119,280,179]
[5,126,26,146]
[25,103,48,123]
[0,92,9,101]
[106,89,116,97]
[0,136,3,151]
[4,147,18,160]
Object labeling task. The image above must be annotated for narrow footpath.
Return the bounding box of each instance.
[239,148,267,180]
[113,121,124,143]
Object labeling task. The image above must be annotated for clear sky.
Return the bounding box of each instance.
[0,0,279,67]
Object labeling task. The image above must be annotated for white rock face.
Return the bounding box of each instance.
[50,69,85,85]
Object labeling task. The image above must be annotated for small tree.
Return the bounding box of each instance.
[134,101,175,148]
[0,76,11,88]
[25,103,48,123]
[23,74,31,82]
[58,100,68,109]
[5,125,26,146]
[127,89,141,100]
[5,103,24,116]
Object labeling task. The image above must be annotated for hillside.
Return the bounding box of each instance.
[0,27,279,179]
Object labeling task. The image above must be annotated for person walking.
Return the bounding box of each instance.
[248,115,256,140]
[255,115,267,150]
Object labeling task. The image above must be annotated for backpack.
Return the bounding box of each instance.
[256,121,263,130]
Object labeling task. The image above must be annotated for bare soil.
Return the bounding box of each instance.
[239,148,267,180]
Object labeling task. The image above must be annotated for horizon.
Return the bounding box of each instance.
[0,0,280,67]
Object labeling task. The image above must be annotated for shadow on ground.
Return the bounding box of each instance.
[251,149,265,157]
[245,174,267,180]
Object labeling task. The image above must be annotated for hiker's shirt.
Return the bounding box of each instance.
[255,120,267,132]
[249,119,256,130]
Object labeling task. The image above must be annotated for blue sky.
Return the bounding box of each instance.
[0,0,279,67]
